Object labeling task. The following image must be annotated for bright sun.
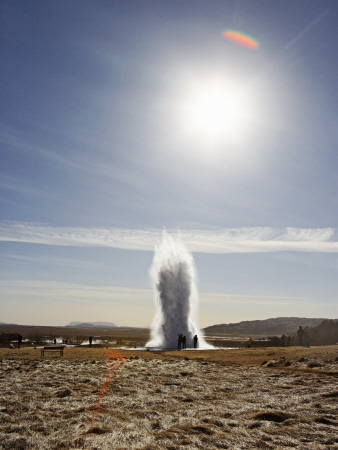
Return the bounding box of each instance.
[182,79,250,144]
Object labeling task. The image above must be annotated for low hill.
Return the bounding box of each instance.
[203,317,336,337]
[0,323,149,340]
[66,321,118,328]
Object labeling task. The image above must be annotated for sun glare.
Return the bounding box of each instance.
[181,79,251,144]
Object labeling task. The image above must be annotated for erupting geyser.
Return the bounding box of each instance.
[146,232,210,349]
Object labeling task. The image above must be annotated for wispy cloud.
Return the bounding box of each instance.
[0,280,307,308]
[0,280,152,304]
[199,291,310,306]
[0,222,337,254]
[0,129,143,188]
[284,8,329,51]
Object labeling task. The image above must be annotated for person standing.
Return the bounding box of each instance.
[177,334,182,350]
[193,334,198,348]
[297,326,304,346]
[280,334,285,347]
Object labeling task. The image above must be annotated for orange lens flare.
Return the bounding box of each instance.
[223,30,259,50]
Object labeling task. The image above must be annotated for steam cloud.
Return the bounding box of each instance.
[147,232,210,349]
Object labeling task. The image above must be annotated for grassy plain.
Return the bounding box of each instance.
[0,345,337,449]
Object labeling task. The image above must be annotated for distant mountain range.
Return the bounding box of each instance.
[66,321,118,328]
[203,317,337,337]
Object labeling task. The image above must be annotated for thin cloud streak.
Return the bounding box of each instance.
[199,292,311,307]
[284,8,329,51]
[0,281,153,309]
[0,280,308,309]
[0,129,140,188]
[1,223,337,254]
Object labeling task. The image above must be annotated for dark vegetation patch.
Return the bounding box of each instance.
[313,417,337,425]
[253,410,290,423]
[307,361,323,368]
[322,391,338,398]
[266,357,286,367]
[85,426,108,434]
[191,425,214,435]
[202,418,224,428]
[227,422,238,427]
[248,421,262,429]
[3,437,29,449]
[151,420,161,430]
[255,440,274,449]
[210,419,224,428]
[55,388,71,398]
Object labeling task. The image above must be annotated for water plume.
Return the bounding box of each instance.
[147,231,210,349]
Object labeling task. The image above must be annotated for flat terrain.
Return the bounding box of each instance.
[0,346,337,449]
[0,324,150,345]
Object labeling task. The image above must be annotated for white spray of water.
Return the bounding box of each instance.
[147,232,211,349]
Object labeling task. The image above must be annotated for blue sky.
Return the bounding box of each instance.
[1,0,337,327]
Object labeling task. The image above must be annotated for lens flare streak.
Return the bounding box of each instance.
[223,30,259,50]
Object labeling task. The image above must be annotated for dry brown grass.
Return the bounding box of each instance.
[0,346,337,449]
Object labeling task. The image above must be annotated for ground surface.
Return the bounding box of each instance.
[0,346,337,449]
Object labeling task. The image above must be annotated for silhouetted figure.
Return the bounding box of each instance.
[54,338,57,345]
[89,336,93,347]
[17,334,22,349]
[297,326,304,346]
[193,334,198,348]
[280,334,285,347]
[247,337,253,348]
[177,334,183,350]
[182,335,186,349]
